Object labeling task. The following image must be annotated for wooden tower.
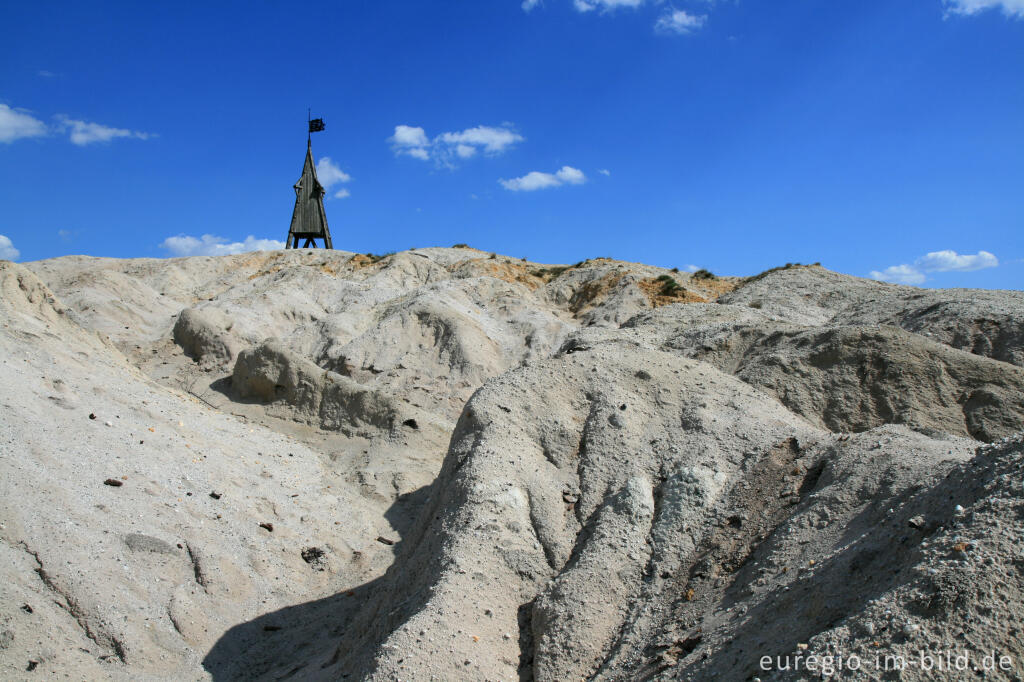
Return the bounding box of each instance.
[286,118,333,249]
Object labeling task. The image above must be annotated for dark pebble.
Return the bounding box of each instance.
[259,522,274,532]
[103,478,123,487]
[376,536,395,546]
[89,413,96,420]
[209,492,222,500]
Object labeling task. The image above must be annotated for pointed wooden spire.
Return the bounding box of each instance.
[286,139,333,249]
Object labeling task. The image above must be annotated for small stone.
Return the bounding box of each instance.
[908,515,926,529]
[209,491,222,499]
[104,420,113,427]
[376,536,395,546]
[259,522,274,532]
[103,478,123,487]
[21,604,33,614]
[88,413,96,420]
[954,504,965,515]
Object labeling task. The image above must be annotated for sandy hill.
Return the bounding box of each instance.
[1,247,1022,681]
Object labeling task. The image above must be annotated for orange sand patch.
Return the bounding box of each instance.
[638,278,709,307]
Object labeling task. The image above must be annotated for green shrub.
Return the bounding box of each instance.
[531,266,569,280]
[659,278,682,296]
[692,268,716,280]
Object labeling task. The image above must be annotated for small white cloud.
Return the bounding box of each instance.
[598,168,611,176]
[522,0,542,10]
[501,171,563,192]
[870,249,998,285]
[390,123,523,166]
[391,124,429,148]
[58,229,73,242]
[916,249,998,272]
[37,70,56,78]
[870,264,927,285]
[159,234,284,257]
[684,264,699,273]
[0,235,20,260]
[334,188,351,199]
[55,115,151,145]
[0,104,47,143]
[555,165,586,184]
[500,165,587,191]
[316,157,352,188]
[438,126,523,154]
[655,9,706,34]
[943,0,1024,17]
[574,0,644,12]
[389,125,431,160]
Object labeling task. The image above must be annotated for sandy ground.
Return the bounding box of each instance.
[1,249,1022,680]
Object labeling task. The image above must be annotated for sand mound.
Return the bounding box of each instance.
[2,250,1021,680]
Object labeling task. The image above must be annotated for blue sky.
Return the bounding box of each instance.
[1,0,1021,288]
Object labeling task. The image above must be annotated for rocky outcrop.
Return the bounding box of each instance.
[232,339,412,435]
[678,323,1024,441]
[172,307,240,365]
[723,264,1024,366]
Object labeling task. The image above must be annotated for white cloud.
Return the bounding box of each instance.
[55,115,151,145]
[684,264,699,273]
[0,105,47,143]
[943,0,1024,17]
[438,126,523,154]
[655,9,707,34]
[522,0,542,10]
[598,168,611,176]
[500,165,587,191]
[916,249,998,272]
[334,188,351,199]
[389,125,431,160]
[556,165,586,184]
[870,264,927,285]
[391,124,429,148]
[0,235,20,260]
[390,124,523,165]
[38,70,56,78]
[160,234,284,257]
[574,0,644,12]
[501,171,563,192]
[316,157,352,189]
[870,249,999,285]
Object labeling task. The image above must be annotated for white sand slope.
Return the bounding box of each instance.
[1,250,1022,681]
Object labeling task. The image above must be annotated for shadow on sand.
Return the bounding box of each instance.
[202,481,436,680]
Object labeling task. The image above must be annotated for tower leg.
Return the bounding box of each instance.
[285,233,295,249]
